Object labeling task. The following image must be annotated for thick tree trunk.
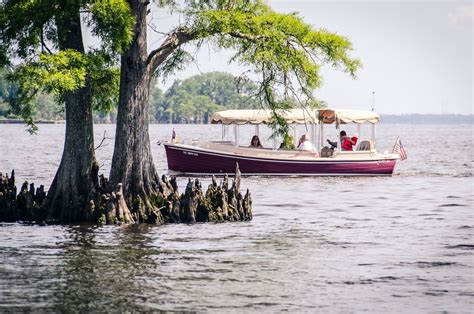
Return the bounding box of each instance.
[40,4,113,223]
[110,0,162,223]
[108,1,254,225]
[43,82,98,222]
[40,5,97,222]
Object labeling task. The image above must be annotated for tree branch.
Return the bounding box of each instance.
[148,22,169,36]
[40,28,52,54]
[146,27,199,74]
[95,130,112,150]
[146,28,265,76]
[228,31,262,42]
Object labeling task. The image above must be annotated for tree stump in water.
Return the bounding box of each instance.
[177,163,252,223]
[0,170,46,222]
[0,164,252,225]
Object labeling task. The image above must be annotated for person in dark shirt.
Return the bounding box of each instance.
[249,135,263,148]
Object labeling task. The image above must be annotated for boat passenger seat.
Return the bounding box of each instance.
[357,140,372,151]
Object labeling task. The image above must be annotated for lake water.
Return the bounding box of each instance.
[0,123,473,311]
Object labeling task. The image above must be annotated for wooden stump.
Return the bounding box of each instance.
[0,170,46,222]
[0,164,252,225]
[176,163,252,223]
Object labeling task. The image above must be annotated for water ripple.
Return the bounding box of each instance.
[1,124,473,311]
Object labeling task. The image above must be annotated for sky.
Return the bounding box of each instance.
[145,1,473,114]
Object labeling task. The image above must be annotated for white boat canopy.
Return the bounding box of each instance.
[210,109,318,125]
[211,108,379,125]
[318,108,379,124]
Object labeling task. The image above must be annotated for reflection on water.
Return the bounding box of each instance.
[51,225,160,312]
[0,124,473,311]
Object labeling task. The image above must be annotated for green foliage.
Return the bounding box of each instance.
[1,68,260,124]
[87,0,135,52]
[0,67,61,121]
[0,0,56,64]
[12,50,87,97]
[280,133,296,150]
[149,81,165,122]
[154,71,259,123]
[155,48,194,81]
[0,0,133,131]
[0,67,16,110]
[194,7,360,103]
[2,0,361,138]
[148,0,361,136]
[8,50,87,132]
[87,50,121,112]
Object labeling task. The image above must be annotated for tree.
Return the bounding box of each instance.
[159,71,258,123]
[148,79,164,122]
[109,0,361,222]
[0,0,133,222]
[0,67,16,117]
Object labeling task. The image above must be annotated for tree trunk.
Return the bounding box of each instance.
[110,0,162,223]
[41,4,98,222]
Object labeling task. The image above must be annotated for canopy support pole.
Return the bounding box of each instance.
[336,122,341,151]
[255,125,260,137]
[221,125,224,141]
[320,124,324,150]
[371,123,376,150]
[311,123,316,150]
[293,124,297,147]
[234,124,239,147]
[357,124,361,140]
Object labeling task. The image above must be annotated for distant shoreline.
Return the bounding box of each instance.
[0,114,472,125]
[0,118,65,124]
[380,114,472,124]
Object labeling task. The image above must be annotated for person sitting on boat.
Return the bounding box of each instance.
[249,135,263,148]
[327,131,357,151]
[326,130,346,149]
[297,134,316,151]
[279,134,295,150]
[342,134,358,151]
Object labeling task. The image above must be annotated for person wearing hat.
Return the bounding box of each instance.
[297,133,316,151]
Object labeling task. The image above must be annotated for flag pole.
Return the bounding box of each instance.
[371,91,375,112]
[392,136,400,153]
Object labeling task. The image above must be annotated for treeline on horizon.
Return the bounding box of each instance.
[1,68,471,125]
[0,69,259,124]
[381,114,473,124]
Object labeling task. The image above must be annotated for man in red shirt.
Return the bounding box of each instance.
[327,131,358,151]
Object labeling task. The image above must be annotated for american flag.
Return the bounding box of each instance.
[392,137,407,160]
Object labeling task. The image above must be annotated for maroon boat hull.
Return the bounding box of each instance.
[164,144,396,176]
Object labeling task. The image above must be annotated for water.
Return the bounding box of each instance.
[0,123,473,311]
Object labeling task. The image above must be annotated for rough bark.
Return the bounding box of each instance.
[0,171,136,224]
[133,165,252,224]
[109,1,202,223]
[103,1,255,225]
[0,165,252,224]
[40,4,133,223]
[109,0,162,223]
[38,4,97,222]
[0,170,46,222]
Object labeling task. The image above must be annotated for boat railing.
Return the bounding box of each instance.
[210,140,234,144]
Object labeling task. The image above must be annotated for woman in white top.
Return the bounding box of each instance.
[297,134,316,151]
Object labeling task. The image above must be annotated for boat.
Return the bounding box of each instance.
[163,108,399,176]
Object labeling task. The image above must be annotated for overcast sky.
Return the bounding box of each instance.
[146,1,473,114]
